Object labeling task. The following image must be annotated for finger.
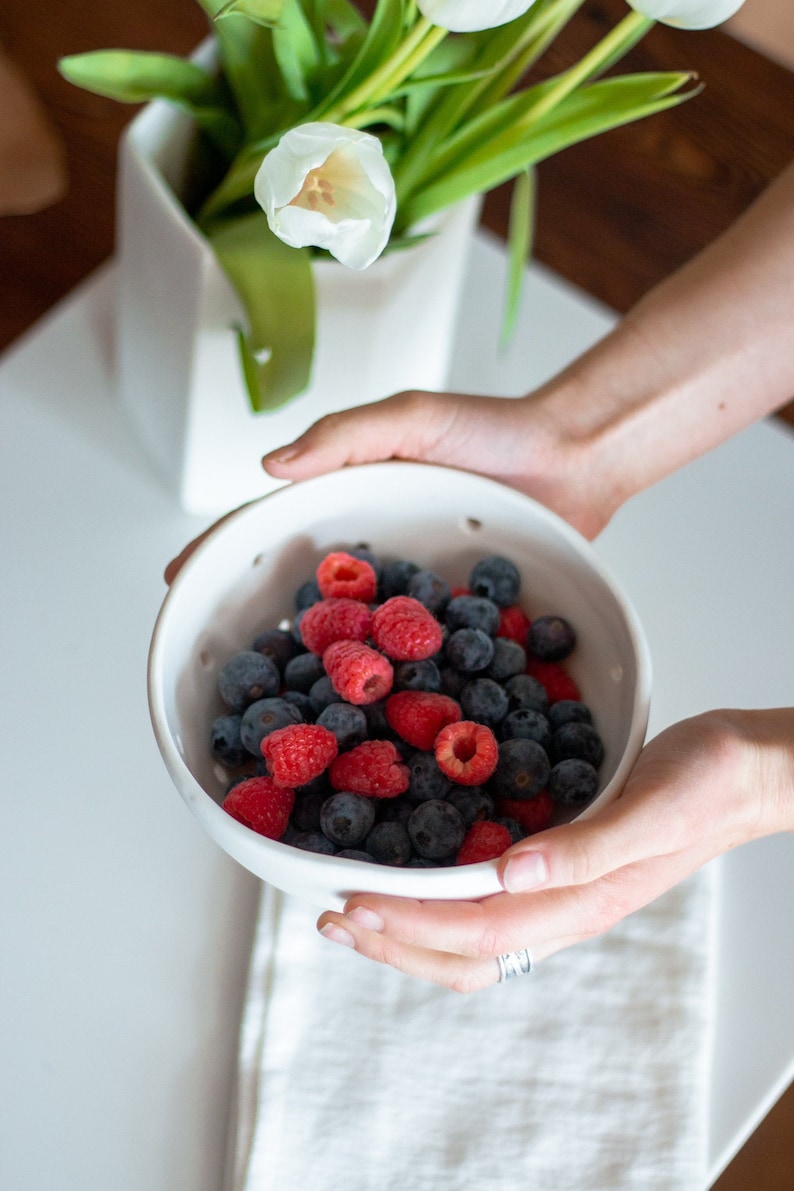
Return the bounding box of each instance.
[261,391,457,480]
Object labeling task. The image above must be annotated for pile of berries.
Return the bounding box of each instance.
[211,549,605,868]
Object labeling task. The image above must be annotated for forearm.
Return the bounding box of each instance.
[532,160,794,514]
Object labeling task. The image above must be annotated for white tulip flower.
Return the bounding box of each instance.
[254,123,397,271]
[416,1,538,33]
[626,0,745,29]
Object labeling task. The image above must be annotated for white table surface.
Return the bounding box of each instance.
[2,232,793,1190]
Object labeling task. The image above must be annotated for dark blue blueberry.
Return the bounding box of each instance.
[294,578,321,611]
[500,708,552,751]
[284,651,325,693]
[240,697,304,756]
[290,790,327,833]
[407,752,452,803]
[288,830,337,855]
[365,821,412,866]
[445,627,494,673]
[251,628,299,673]
[447,787,494,826]
[218,651,280,712]
[407,569,451,616]
[490,738,551,800]
[376,795,414,827]
[210,714,248,768]
[336,849,378,863]
[320,792,376,847]
[362,699,390,737]
[469,556,521,608]
[486,638,526,683]
[408,799,466,860]
[309,674,343,715]
[224,771,252,796]
[460,677,509,727]
[316,702,368,750]
[527,615,576,662]
[380,559,420,600]
[548,758,599,806]
[494,816,526,844]
[281,689,315,720]
[445,595,500,636]
[504,673,549,715]
[551,722,604,769]
[547,700,594,731]
[438,666,468,699]
[291,607,308,647]
[393,658,441,693]
[349,544,383,582]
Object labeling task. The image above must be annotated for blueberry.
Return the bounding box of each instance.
[469,556,521,608]
[380,559,420,600]
[486,638,526,683]
[281,689,315,720]
[210,714,248,768]
[240,697,303,756]
[547,700,594,731]
[445,595,500,636]
[291,608,308,647]
[393,658,441,693]
[336,849,378,863]
[527,615,576,662]
[552,722,604,769]
[349,544,383,581]
[447,787,494,826]
[316,702,368,750]
[218,651,280,712]
[407,569,451,615]
[376,795,414,827]
[548,758,599,806]
[309,674,343,715]
[365,821,412,866]
[320,792,376,847]
[504,673,549,715]
[294,578,321,611]
[290,790,327,832]
[284,651,325,693]
[494,816,526,844]
[445,627,494,673]
[438,666,468,699]
[500,708,552,751]
[407,752,451,803]
[408,799,466,860]
[490,738,551,800]
[460,677,509,727]
[251,628,299,673]
[288,830,337,855]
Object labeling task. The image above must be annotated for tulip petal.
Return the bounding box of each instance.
[626,0,745,29]
[416,1,538,33]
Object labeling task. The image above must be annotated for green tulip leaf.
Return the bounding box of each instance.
[208,211,316,412]
[214,0,284,26]
[501,166,535,349]
[58,50,222,105]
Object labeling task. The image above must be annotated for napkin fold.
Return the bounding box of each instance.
[227,869,715,1191]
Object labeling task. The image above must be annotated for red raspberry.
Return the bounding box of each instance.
[329,740,409,798]
[316,552,377,602]
[222,776,295,840]
[385,690,461,751]
[495,789,554,835]
[370,596,443,661]
[300,598,372,655]
[497,604,531,646]
[455,820,513,865]
[261,723,338,787]
[435,721,498,786]
[323,639,393,705]
[526,658,581,703]
[449,585,471,599]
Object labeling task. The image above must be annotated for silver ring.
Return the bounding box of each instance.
[496,948,534,982]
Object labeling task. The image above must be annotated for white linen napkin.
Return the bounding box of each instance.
[226,867,715,1191]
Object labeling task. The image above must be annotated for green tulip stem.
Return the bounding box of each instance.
[325,17,447,122]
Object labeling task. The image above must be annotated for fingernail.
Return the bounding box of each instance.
[263,445,299,466]
[502,851,548,893]
[320,923,355,949]
[346,906,383,932]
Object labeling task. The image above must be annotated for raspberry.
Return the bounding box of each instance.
[316,551,377,601]
[370,595,443,661]
[323,639,394,705]
[261,723,338,787]
[385,690,462,751]
[299,597,372,655]
[330,739,410,798]
[495,789,554,835]
[222,776,295,839]
[435,721,499,786]
[526,658,581,703]
[496,604,531,646]
[455,820,513,865]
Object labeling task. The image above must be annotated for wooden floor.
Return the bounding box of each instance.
[1,1,792,1185]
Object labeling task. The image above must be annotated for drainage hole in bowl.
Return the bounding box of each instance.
[463,517,483,533]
